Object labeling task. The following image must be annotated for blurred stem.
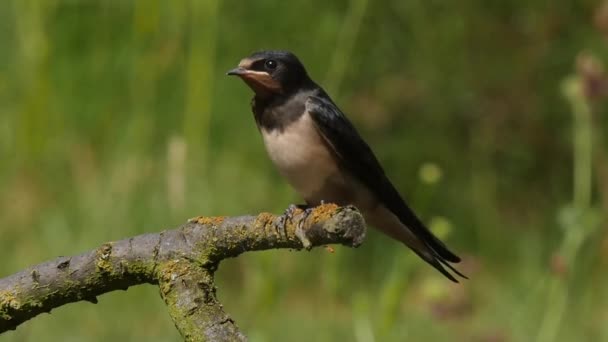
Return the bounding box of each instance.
[569,79,593,210]
[536,75,594,342]
[183,0,219,169]
[324,0,368,95]
[129,0,161,152]
[377,251,413,338]
[12,0,54,164]
[469,121,499,256]
[353,292,376,342]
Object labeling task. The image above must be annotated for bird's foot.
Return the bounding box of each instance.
[277,204,310,238]
[295,206,315,250]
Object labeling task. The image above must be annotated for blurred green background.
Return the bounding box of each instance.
[1,0,607,341]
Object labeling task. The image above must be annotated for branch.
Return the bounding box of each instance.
[0,204,366,341]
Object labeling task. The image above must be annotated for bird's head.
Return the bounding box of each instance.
[227,50,311,99]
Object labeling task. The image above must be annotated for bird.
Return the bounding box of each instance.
[227,50,465,282]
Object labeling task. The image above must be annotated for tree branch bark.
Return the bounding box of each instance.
[0,204,366,341]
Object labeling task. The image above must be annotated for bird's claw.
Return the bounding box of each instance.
[295,206,315,250]
[277,204,310,240]
[285,204,302,222]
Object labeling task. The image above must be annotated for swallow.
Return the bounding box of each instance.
[227,50,465,282]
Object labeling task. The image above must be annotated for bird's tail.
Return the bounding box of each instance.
[410,243,467,283]
[365,205,466,282]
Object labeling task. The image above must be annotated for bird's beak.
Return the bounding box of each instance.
[226,60,282,96]
[226,67,248,76]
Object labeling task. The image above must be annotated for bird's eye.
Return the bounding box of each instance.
[264,59,277,70]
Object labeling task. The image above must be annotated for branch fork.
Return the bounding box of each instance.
[0,204,366,341]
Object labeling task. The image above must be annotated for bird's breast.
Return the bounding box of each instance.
[260,112,340,199]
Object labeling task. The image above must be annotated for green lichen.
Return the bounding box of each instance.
[0,290,19,320]
[121,259,157,278]
[157,259,193,296]
[95,243,114,273]
[157,258,220,342]
[195,245,216,267]
[158,260,203,340]
[22,297,44,310]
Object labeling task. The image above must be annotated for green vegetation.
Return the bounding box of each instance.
[1,1,607,341]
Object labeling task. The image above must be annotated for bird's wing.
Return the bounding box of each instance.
[305,94,463,277]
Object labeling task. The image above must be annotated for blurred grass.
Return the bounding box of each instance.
[1,0,607,341]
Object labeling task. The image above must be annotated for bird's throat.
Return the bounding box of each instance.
[242,74,282,99]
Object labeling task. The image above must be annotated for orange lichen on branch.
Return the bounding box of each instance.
[188,216,226,226]
[308,203,339,223]
[256,212,275,222]
[254,212,277,230]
